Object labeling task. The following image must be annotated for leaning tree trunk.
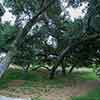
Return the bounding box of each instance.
[68,65,75,74]
[49,46,70,79]
[0,0,56,78]
[49,32,100,79]
[0,50,15,78]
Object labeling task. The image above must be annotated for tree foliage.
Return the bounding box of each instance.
[0,0,100,78]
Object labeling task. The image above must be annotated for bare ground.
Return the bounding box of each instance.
[0,80,99,100]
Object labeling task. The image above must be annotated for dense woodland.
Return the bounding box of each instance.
[0,0,100,79]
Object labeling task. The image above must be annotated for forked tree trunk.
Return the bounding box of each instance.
[0,0,55,78]
[49,46,70,79]
[21,64,30,79]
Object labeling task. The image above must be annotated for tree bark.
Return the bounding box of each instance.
[0,50,15,78]
[62,65,66,76]
[49,46,70,79]
[61,61,66,76]
[68,65,75,74]
[49,33,100,79]
[0,0,56,78]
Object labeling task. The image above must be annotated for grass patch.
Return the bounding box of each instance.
[0,68,68,89]
[33,97,45,100]
[65,71,97,81]
[0,68,97,89]
[0,69,22,89]
[72,87,100,100]
[0,68,98,99]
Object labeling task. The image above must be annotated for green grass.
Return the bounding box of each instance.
[0,68,97,89]
[33,97,45,100]
[0,68,68,89]
[0,68,98,100]
[70,71,97,80]
[0,69,22,89]
[72,87,100,100]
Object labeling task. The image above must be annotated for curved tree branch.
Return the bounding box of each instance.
[50,33,100,79]
[0,0,56,78]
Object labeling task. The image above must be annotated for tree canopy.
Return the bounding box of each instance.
[0,0,100,79]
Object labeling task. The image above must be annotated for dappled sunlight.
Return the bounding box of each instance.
[66,2,88,21]
[0,0,100,100]
[1,8,16,25]
[60,0,88,21]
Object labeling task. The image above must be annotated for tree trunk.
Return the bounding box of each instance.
[61,62,66,76]
[49,33,100,79]
[22,64,30,79]
[0,50,15,78]
[49,46,70,79]
[0,0,55,78]
[23,64,30,73]
[68,65,75,74]
[50,65,58,79]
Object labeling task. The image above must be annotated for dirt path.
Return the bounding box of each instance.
[40,80,100,100]
[0,80,99,100]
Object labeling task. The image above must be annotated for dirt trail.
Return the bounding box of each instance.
[40,80,100,100]
[0,80,99,100]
